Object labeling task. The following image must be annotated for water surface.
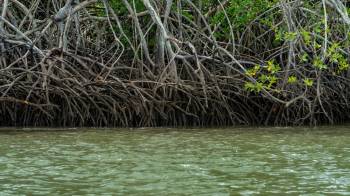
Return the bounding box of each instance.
[0,127,350,195]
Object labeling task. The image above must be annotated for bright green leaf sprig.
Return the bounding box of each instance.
[244,82,264,93]
[246,65,261,77]
[301,30,311,45]
[312,57,327,70]
[304,78,314,87]
[288,76,297,84]
[326,42,350,73]
[265,60,281,74]
[284,32,298,41]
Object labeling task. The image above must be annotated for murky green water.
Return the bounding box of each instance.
[0,127,350,195]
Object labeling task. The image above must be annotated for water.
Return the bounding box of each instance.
[0,127,350,195]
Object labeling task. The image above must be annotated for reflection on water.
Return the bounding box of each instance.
[0,127,350,195]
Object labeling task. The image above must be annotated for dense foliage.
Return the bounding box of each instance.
[0,0,350,126]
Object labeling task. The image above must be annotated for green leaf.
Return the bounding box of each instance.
[266,60,281,74]
[313,57,327,70]
[304,78,314,87]
[301,30,311,45]
[244,82,264,93]
[246,65,261,77]
[301,53,309,62]
[288,76,297,84]
[284,32,298,41]
[338,58,350,72]
[244,82,256,92]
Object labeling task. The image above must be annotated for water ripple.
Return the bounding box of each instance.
[0,127,349,195]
